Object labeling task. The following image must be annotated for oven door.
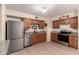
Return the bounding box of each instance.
[58,34,69,43]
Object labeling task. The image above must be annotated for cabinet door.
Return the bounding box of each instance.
[64,19,70,24]
[38,21,44,29]
[23,18,31,29]
[32,34,38,44]
[59,19,64,24]
[38,33,46,42]
[69,17,78,29]
[69,35,78,49]
[31,20,44,29]
[42,33,46,41]
[32,33,46,45]
[51,32,58,42]
[52,20,60,28]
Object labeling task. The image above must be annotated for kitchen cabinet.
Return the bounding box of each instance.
[38,20,44,29]
[23,18,31,30]
[64,18,70,24]
[32,33,39,44]
[59,19,64,24]
[52,16,78,29]
[32,33,46,45]
[31,20,39,25]
[69,35,78,49]
[51,32,58,42]
[23,18,45,30]
[39,33,46,42]
[32,20,44,29]
[52,20,60,28]
[69,17,78,29]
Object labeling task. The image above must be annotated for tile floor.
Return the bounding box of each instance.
[9,42,79,55]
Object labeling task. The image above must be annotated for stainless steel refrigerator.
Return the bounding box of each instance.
[6,20,24,54]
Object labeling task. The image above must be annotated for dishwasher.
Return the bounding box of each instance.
[24,32,32,47]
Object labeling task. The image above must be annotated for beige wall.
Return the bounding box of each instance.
[0,4,6,54]
[44,19,52,42]
[0,5,6,41]
[7,17,21,21]
[0,6,2,41]
[52,11,78,20]
[78,8,79,51]
[7,9,46,20]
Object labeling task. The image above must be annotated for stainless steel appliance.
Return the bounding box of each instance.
[6,20,24,54]
[58,30,71,46]
[24,32,32,47]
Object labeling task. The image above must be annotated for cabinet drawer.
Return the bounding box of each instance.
[51,32,58,42]
[32,33,46,45]
[69,42,77,45]
[69,35,78,48]
[69,43,78,48]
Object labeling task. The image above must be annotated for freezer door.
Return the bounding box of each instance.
[7,38,23,54]
[7,21,23,40]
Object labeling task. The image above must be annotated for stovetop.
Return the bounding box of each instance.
[59,31,71,34]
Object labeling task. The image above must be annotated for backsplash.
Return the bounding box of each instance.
[60,24,70,30]
[25,25,45,32]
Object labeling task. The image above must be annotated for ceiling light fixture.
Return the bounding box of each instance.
[42,7,47,13]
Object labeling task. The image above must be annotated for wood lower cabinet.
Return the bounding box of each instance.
[32,33,46,45]
[51,32,58,42]
[32,33,39,44]
[69,35,78,49]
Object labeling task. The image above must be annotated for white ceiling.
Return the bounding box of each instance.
[6,4,79,18]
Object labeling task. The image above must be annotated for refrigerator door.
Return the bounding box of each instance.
[6,20,24,54]
[7,20,23,40]
[7,38,23,54]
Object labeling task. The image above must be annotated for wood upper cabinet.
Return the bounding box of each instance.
[69,35,78,49]
[31,20,39,25]
[23,18,45,30]
[38,21,44,29]
[32,33,46,45]
[52,20,60,28]
[52,16,78,29]
[64,19,70,24]
[23,18,31,29]
[32,20,44,29]
[51,32,58,42]
[59,19,64,24]
[69,17,78,29]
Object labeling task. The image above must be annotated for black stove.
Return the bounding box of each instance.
[58,31,71,43]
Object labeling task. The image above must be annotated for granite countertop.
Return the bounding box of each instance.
[69,32,78,36]
[69,33,77,35]
[51,31,78,36]
[51,31,59,33]
[25,31,46,33]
